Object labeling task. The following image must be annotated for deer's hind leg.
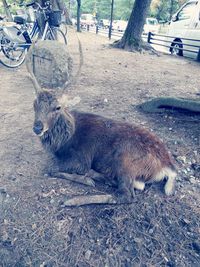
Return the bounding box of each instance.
[116,175,136,204]
[116,176,146,204]
[132,180,145,191]
[115,153,147,203]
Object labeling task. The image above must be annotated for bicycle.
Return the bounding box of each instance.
[0,0,67,68]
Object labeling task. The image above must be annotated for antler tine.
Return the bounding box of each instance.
[26,57,42,94]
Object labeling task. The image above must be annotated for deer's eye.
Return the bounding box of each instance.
[56,106,61,110]
[53,106,61,112]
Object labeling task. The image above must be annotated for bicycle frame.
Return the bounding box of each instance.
[1,2,57,51]
[0,22,37,50]
[0,1,65,68]
[2,22,56,51]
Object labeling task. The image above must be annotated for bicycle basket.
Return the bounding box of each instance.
[48,11,62,27]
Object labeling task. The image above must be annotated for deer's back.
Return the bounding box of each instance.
[56,111,174,171]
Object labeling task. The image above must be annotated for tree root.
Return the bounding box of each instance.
[63,194,117,207]
[139,97,200,113]
[112,38,158,55]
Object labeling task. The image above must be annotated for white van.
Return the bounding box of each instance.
[168,0,200,59]
[143,18,160,35]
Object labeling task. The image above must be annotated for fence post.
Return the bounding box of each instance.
[197,48,200,62]
[147,32,152,43]
[96,25,99,34]
[108,26,112,40]
[87,24,89,31]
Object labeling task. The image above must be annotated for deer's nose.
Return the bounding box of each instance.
[33,120,43,135]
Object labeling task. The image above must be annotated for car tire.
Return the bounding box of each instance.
[170,40,183,56]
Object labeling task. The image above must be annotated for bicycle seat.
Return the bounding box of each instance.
[14,16,26,25]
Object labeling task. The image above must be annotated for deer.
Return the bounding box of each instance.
[27,62,177,207]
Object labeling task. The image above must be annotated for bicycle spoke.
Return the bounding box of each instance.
[0,37,27,68]
[45,27,67,44]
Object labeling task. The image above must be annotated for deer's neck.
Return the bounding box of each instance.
[41,113,75,153]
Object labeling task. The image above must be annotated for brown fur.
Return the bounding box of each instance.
[33,91,176,203]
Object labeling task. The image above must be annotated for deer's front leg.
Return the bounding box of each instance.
[50,171,95,187]
[48,155,96,187]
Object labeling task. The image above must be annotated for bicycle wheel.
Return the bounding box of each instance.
[0,35,27,68]
[60,22,67,36]
[45,27,67,44]
[56,28,67,44]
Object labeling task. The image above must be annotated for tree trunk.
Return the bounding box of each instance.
[64,8,72,25]
[2,0,13,21]
[77,0,81,32]
[115,0,152,51]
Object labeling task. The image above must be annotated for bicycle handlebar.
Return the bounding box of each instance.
[25,1,36,7]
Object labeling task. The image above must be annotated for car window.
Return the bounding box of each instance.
[177,2,197,21]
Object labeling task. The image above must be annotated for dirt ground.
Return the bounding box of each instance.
[0,29,200,267]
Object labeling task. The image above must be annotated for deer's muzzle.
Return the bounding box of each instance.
[33,120,44,135]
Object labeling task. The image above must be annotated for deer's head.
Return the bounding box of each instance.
[33,91,75,152]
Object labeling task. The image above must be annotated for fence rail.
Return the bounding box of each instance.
[81,25,200,61]
[81,25,124,39]
[81,25,147,39]
[148,32,200,60]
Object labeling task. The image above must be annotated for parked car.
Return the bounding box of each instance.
[112,20,127,32]
[143,18,160,35]
[80,13,97,28]
[167,0,200,59]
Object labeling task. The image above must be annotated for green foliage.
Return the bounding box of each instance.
[96,0,111,19]
[69,0,133,20]
[0,0,189,20]
[114,0,134,20]
[68,0,188,22]
[81,0,96,14]
[150,0,188,22]
[1,0,185,22]
[0,0,29,15]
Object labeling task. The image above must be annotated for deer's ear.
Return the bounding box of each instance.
[58,95,81,107]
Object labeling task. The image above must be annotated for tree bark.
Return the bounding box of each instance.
[169,0,175,20]
[2,0,13,21]
[115,0,152,51]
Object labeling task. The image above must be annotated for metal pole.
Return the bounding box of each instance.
[109,0,114,40]
[147,32,152,43]
[77,0,81,32]
[197,48,200,62]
